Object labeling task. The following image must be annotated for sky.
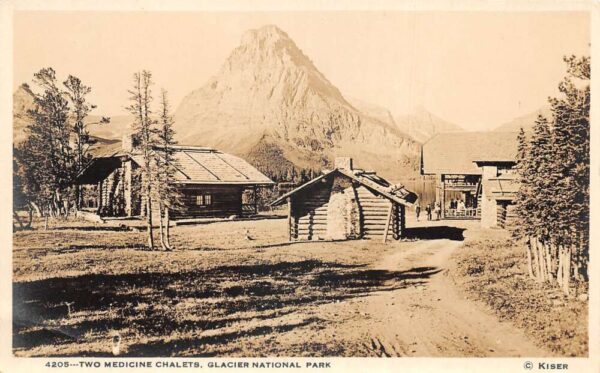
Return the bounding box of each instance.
[13,11,590,131]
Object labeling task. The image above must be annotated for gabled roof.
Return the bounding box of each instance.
[270,168,417,206]
[147,146,273,185]
[77,145,273,186]
[422,131,519,175]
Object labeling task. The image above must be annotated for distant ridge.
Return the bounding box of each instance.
[394,106,464,143]
[493,106,552,132]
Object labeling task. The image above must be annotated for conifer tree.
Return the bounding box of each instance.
[549,56,590,286]
[18,68,73,223]
[155,89,182,250]
[127,71,157,249]
[63,75,109,209]
[513,55,589,294]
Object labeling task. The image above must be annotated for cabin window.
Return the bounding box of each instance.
[195,194,213,206]
[498,166,516,176]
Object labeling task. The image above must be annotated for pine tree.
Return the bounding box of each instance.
[549,56,590,287]
[155,89,182,250]
[514,127,534,277]
[63,75,109,209]
[127,71,157,250]
[514,55,589,294]
[17,69,73,223]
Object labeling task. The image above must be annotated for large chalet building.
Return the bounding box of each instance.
[421,132,520,229]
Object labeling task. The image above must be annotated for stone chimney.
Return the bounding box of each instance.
[122,133,133,152]
[335,157,353,170]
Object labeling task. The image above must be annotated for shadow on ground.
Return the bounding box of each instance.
[13,260,440,357]
[404,226,466,241]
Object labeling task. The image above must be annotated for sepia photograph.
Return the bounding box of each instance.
[2,1,597,370]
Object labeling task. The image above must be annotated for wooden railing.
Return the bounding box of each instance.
[445,208,480,219]
[241,203,257,216]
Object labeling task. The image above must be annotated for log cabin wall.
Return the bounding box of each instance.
[496,201,517,229]
[171,184,244,219]
[292,177,333,240]
[496,201,507,228]
[505,203,517,229]
[392,204,406,240]
[355,185,393,240]
[98,167,126,216]
[287,173,409,241]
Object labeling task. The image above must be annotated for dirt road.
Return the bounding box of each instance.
[13,218,550,357]
[308,238,547,357]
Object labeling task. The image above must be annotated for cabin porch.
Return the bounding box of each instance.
[436,174,482,220]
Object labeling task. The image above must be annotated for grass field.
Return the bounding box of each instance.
[13,216,414,357]
[452,228,589,357]
[13,215,588,357]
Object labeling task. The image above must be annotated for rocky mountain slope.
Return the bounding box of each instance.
[174,25,420,179]
[12,85,36,144]
[12,85,124,156]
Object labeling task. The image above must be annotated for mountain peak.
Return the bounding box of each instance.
[235,24,306,67]
[241,25,291,46]
[174,25,420,179]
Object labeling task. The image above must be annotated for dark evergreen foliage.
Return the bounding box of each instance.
[513,56,589,292]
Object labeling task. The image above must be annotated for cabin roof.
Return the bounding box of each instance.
[422,131,519,175]
[270,168,417,207]
[77,145,274,186]
[87,138,124,158]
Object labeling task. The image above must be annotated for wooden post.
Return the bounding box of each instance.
[96,181,103,213]
[526,238,534,278]
[237,187,243,217]
[124,159,132,217]
[254,186,258,215]
[440,175,446,219]
[382,203,394,243]
[287,197,292,241]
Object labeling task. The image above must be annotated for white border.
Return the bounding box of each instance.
[1,1,598,372]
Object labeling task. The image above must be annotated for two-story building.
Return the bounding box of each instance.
[421,132,519,228]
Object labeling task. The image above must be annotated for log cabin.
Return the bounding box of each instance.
[421,132,520,228]
[271,157,417,241]
[76,137,274,220]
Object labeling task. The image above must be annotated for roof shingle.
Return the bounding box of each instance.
[422,132,519,175]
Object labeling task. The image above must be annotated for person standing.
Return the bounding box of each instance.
[434,202,441,220]
[415,201,421,221]
[426,204,432,221]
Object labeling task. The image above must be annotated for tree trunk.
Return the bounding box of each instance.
[531,236,540,281]
[165,207,172,249]
[539,239,548,282]
[526,238,534,278]
[562,246,572,296]
[542,239,553,282]
[30,202,42,218]
[75,184,82,211]
[533,237,546,282]
[26,205,33,229]
[44,214,49,230]
[556,245,564,288]
[158,202,168,251]
[13,211,24,230]
[146,196,154,250]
